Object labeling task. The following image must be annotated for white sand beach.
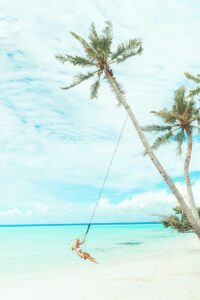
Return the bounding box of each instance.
[1,235,200,300]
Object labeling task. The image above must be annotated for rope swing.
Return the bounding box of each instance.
[71,113,129,263]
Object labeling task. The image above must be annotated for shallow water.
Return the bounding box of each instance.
[0,223,179,281]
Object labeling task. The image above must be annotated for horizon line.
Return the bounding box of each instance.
[0,221,161,227]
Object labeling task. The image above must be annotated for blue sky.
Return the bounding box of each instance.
[0,0,200,224]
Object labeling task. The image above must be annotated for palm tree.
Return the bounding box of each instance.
[56,22,200,239]
[185,72,200,97]
[143,86,200,223]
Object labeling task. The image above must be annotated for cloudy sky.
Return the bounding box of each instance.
[0,0,200,224]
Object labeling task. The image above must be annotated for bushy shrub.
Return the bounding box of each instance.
[162,206,200,233]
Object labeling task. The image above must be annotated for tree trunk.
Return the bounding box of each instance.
[184,132,200,223]
[106,73,200,240]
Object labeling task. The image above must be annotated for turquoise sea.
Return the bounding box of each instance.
[0,223,180,283]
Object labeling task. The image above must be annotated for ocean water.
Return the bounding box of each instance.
[0,223,179,282]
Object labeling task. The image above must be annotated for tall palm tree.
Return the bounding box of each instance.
[143,86,200,222]
[56,22,200,239]
[185,72,200,97]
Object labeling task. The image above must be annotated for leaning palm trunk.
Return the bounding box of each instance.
[106,72,200,239]
[184,132,200,223]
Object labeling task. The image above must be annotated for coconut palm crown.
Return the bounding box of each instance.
[185,72,200,97]
[55,21,143,101]
[142,86,200,154]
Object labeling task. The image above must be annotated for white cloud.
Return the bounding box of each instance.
[1,180,200,224]
[0,208,23,218]
[91,180,200,222]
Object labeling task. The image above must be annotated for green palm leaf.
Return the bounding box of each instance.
[55,54,95,67]
[174,129,185,155]
[71,32,97,60]
[90,76,101,99]
[173,86,187,114]
[185,72,200,84]
[111,39,143,63]
[89,23,100,49]
[142,125,173,132]
[100,21,113,57]
[185,72,200,97]
[151,110,177,124]
[61,71,97,90]
[188,87,200,97]
[151,131,173,150]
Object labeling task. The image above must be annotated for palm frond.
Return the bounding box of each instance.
[71,32,97,60]
[102,21,113,37]
[173,86,187,114]
[184,99,197,120]
[116,47,143,63]
[61,71,97,90]
[100,21,113,58]
[151,110,177,124]
[90,75,101,99]
[151,131,173,150]
[185,72,200,84]
[56,54,95,67]
[71,32,90,49]
[174,129,185,155]
[55,55,69,64]
[191,109,200,121]
[188,87,200,97]
[142,125,172,132]
[185,72,200,97]
[89,23,100,49]
[111,39,143,62]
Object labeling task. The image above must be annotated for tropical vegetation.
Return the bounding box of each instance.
[143,86,200,222]
[162,206,200,233]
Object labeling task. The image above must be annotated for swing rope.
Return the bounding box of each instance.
[83,113,129,242]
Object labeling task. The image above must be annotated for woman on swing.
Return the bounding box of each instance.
[71,239,98,264]
[71,238,84,251]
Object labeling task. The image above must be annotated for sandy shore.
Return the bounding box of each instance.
[1,235,200,300]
